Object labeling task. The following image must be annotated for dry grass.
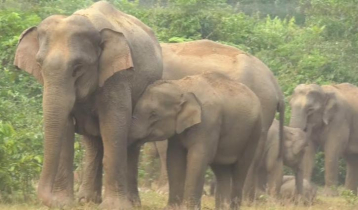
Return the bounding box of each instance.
[0,189,356,210]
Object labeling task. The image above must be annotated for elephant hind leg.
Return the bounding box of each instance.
[266,160,283,197]
[232,120,263,209]
[211,164,232,210]
[345,154,358,194]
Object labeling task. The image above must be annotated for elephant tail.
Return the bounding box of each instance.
[278,96,285,160]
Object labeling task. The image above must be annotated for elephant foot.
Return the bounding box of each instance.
[99,196,132,210]
[77,189,102,204]
[39,191,74,209]
[162,205,186,210]
[322,187,339,197]
[128,192,141,207]
[292,194,304,205]
[53,195,75,209]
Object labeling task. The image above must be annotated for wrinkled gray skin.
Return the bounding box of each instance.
[280,175,317,204]
[13,1,162,209]
[289,83,358,195]
[82,40,285,203]
[210,120,308,198]
[258,119,308,196]
[161,40,285,199]
[129,72,263,210]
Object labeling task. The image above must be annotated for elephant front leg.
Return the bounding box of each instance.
[78,135,103,204]
[183,145,209,209]
[127,143,141,207]
[344,154,358,194]
[52,119,75,207]
[323,128,347,196]
[98,84,133,210]
[167,137,187,208]
[156,140,169,192]
[295,166,304,196]
[302,141,317,181]
[266,160,283,197]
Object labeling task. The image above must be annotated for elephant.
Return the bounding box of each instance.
[129,72,263,210]
[289,83,358,195]
[78,40,285,203]
[13,1,163,209]
[160,40,285,199]
[258,119,308,196]
[280,175,317,204]
[209,119,308,197]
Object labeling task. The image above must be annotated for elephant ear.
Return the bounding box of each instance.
[176,92,202,134]
[99,29,134,87]
[14,27,43,84]
[323,92,337,125]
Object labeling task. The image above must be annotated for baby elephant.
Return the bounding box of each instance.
[260,119,308,196]
[280,175,317,204]
[130,72,263,210]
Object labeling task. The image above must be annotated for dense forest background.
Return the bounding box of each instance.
[0,0,357,202]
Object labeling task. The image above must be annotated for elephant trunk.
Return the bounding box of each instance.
[289,108,307,130]
[128,109,149,143]
[128,116,146,144]
[37,82,75,205]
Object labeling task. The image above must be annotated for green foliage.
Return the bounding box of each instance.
[311,151,346,186]
[0,69,42,202]
[341,189,358,205]
[0,0,357,200]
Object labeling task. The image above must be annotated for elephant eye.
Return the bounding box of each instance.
[307,107,315,114]
[150,111,158,120]
[150,111,157,117]
[72,64,82,77]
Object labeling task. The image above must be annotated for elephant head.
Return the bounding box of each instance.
[283,127,308,166]
[14,14,133,198]
[289,84,337,131]
[129,81,202,143]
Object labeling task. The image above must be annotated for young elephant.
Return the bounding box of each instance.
[259,119,308,196]
[129,72,263,210]
[280,175,317,204]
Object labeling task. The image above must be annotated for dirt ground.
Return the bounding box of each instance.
[0,188,356,210]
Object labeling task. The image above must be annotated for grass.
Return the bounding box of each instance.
[0,189,356,210]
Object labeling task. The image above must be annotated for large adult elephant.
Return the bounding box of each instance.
[13,1,162,209]
[160,40,285,198]
[289,83,358,195]
[79,40,285,203]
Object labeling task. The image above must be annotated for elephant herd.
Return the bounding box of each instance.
[12,1,358,210]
